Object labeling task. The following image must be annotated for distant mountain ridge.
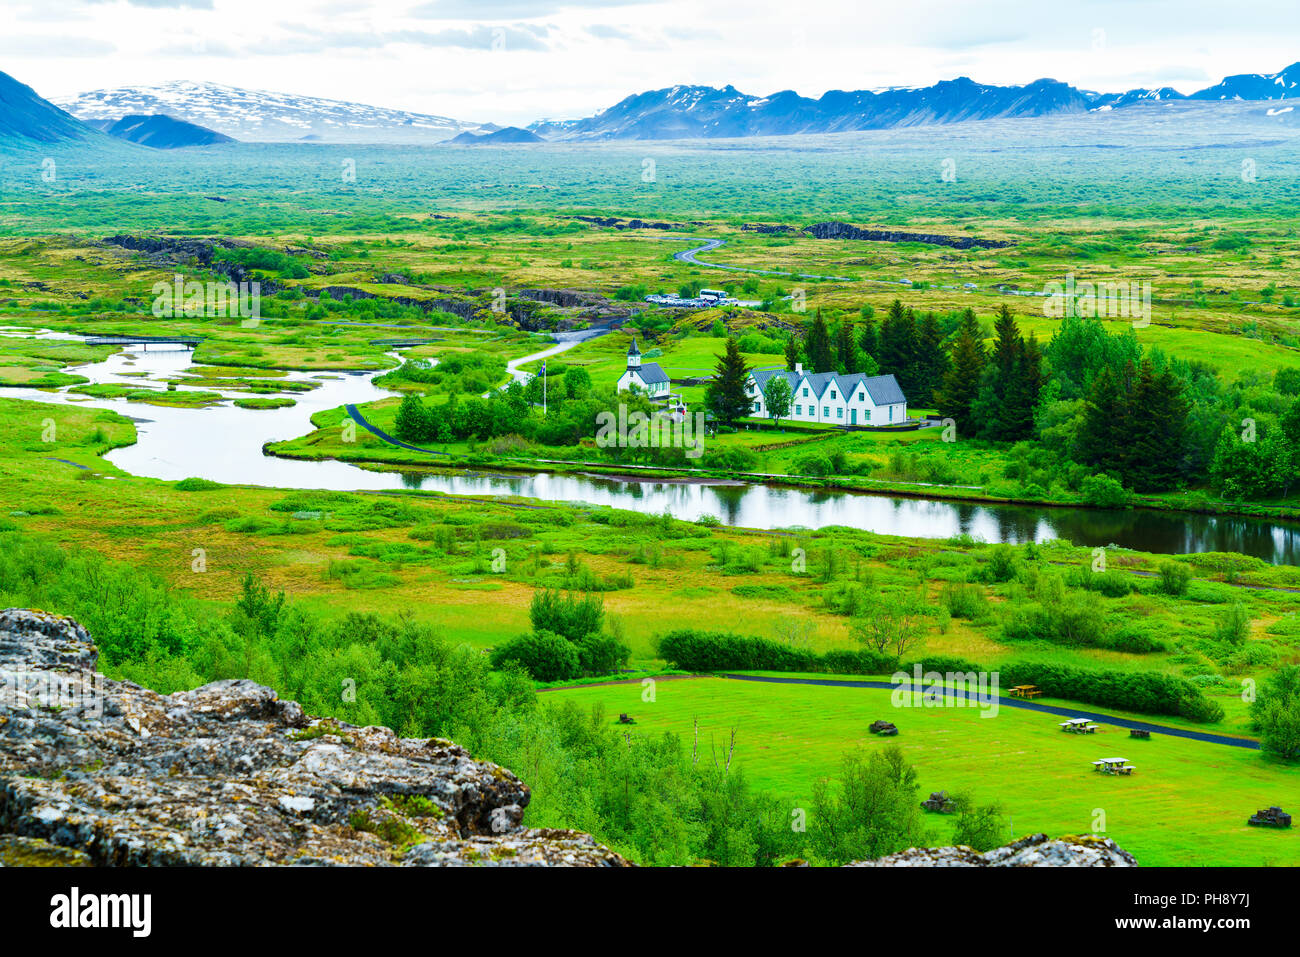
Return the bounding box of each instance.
[531,61,1300,140]
[448,126,543,145]
[0,70,93,143]
[54,80,487,144]
[13,60,1300,149]
[92,114,234,149]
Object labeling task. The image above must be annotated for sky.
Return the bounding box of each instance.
[3,0,1299,125]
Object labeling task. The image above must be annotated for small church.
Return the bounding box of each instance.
[615,339,671,399]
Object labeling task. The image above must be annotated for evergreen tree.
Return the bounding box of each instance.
[1121,360,1189,492]
[878,300,917,391]
[858,317,879,366]
[784,333,803,372]
[394,393,432,443]
[934,308,985,431]
[707,336,753,426]
[913,312,948,407]
[1002,333,1043,441]
[805,309,834,373]
[836,321,858,374]
[1075,362,1134,475]
[991,304,1020,380]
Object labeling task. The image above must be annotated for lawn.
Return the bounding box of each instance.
[544,675,1300,866]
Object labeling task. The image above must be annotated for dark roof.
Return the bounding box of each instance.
[634,362,669,384]
[628,338,641,356]
[861,374,906,405]
[747,367,906,405]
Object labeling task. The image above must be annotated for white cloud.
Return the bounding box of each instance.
[4,0,1299,126]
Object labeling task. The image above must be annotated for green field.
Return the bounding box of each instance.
[545,676,1300,866]
[1,121,1300,865]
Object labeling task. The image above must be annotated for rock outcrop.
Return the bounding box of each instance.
[0,609,628,867]
[849,833,1137,867]
[803,221,1014,250]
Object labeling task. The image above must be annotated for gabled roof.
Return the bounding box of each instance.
[630,362,669,384]
[860,373,906,406]
[627,338,641,356]
[749,367,798,392]
[748,367,906,405]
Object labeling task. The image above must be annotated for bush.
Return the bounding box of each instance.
[999,662,1223,723]
[1110,629,1167,654]
[1002,594,1108,648]
[793,452,832,477]
[941,582,988,620]
[657,630,898,675]
[574,633,631,677]
[174,477,223,491]
[1156,560,1193,596]
[658,630,819,672]
[529,589,603,642]
[1079,474,1128,507]
[982,545,1018,583]
[900,655,986,676]
[489,630,580,682]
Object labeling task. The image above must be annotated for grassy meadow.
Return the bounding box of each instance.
[1,123,1300,864]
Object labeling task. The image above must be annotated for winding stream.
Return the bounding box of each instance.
[4,331,1299,563]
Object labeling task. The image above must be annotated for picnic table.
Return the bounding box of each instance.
[1059,718,1099,734]
[1092,757,1136,776]
[1009,685,1042,699]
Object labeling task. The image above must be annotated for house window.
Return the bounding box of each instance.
[802,388,809,397]
[823,406,829,417]
[836,408,843,419]
[858,391,865,401]
[889,407,894,422]
[830,390,837,400]
[794,404,802,415]
[754,401,762,413]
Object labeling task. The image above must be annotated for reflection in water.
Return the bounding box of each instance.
[5,336,1299,564]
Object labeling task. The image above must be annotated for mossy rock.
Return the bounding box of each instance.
[0,834,92,867]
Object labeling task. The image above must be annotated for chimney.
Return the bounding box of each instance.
[795,363,803,375]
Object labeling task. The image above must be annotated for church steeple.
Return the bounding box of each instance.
[627,338,641,370]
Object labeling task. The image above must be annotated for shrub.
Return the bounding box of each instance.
[574,633,631,677]
[1214,602,1251,645]
[1156,560,1192,596]
[1110,628,1167,654]
[489,630,580,682]
[175,477,223,491]
[941,582,988,620]
[820,648,901,675]
[794,452,832,477]
[657,630,819,672]
[1002,594,1108,648]
[982,545,1018,583]
[529,589,603,642]
[900,655,986,676]
[1000,662,1223,723]
[1079,474,1128,507]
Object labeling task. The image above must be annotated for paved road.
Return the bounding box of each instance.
[671,237,855,282]
[345,404,449,456]
[718,673,1260,750]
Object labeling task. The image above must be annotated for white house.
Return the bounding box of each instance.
[615,339,672,398]
[746,364,907,426]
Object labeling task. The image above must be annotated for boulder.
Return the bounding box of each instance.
[849,833,1137,867]
[0,609,628,867]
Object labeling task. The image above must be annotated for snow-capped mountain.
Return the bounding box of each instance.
[1189,61,1300,101]
[529,63,1300,141]
[54,81,484,144]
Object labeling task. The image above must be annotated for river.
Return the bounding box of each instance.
[4,331,1299,564]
